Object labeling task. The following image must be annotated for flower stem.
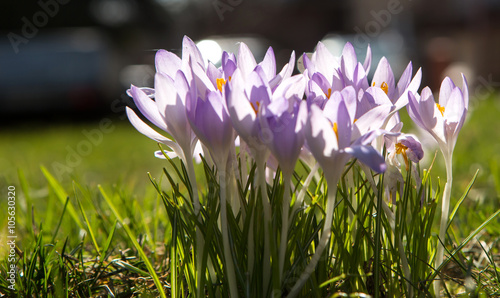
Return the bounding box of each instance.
[183,153,204,298]
[279,171,292,285]
[257,159,272,296]
[287,179,338,298]
[219,169,238,298]
[434,152,453,297]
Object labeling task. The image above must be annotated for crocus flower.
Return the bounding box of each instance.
[407,75,468,159]
[407,75,468,296]
[185,61,235,169]
[289,98,391,297]
[125,69,196,163]
[371,58,422,105]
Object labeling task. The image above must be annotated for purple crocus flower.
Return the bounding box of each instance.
[290,98,391,296]
[407,75,468,294]
[226,66,305,158]
[407,75,468,158]
[185,60,235,168]
[125,69,196,163]
[306,99,388,184]
[261,96,308,176]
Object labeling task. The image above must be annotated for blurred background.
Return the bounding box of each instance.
[1,0,499,199]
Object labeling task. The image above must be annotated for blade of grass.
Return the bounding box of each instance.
[101,220,118,261]
[40,165,84,230]
[98,185,166,298]
[446,169,479,231]
[74,185,101,255]
[51,196,70,243]
[427,207,500,288]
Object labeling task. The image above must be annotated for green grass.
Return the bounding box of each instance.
[1,94,500,297]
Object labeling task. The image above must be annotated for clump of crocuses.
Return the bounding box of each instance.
[127,36,468,297]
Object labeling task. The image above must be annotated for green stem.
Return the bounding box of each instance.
[257,159,272,296]
[183,153,204,298]
[287,179,338,298]
[434,152,453,297]
[279,171,292,285]
[220,169,238,298]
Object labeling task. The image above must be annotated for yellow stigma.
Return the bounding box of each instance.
[216,76,231,92]
[395,142,409,170]
[372,81,389,95]
[436,103,445,116]
[251,101,260,114]
[333,122,339,141]
[325,88,332,99]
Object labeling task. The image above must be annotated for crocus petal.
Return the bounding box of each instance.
[155,49,181,78]
[372,57,395,100]
[396,61,412,97]
[341,42,357,81]
[461,74,469,110]
[270,51,295,90]
[343,145,386,173]
[154,72,176,119]
[363,45,372,73]
[418,87,438,131]
[126,87,154,98]
[206,61,222,88]
[407,67,422,94]
[444,87,465,124]
[187,92,233,166]
[182,35,205,70]
[238,42,257,78]
[154,149,178,160]
[406,91,426,130]
[276,74,306,100]
[313,41,338,84]
[400,135,424,163]
[247,69,272,107]
[129,85,169,132]
[366,87,393,106]
[353,62,369,91]
[260,47,277,80]
[353,104,393,139]
[438,77,456,107]
[311,73,331,97]
[226,70,259,145]
[306,105,339,158]
[336,99,352,149]
[222,51,237,78]
[126,107,180,153]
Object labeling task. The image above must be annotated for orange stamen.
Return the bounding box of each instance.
[333,122,338,141]
[325,88,332,99]
[251,101,260,114]
[395,142,409,170]
[216,78,226,92]
[436,103,445,116]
